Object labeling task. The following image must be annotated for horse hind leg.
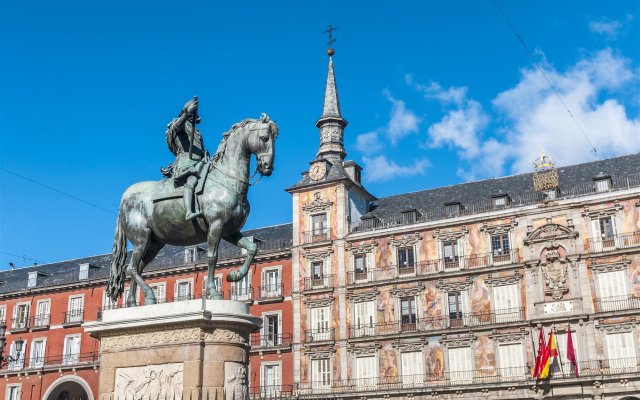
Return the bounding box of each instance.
[224,231,258,283]
[126,228,157,306]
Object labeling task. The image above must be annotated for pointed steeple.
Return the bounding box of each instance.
[316,52,348,161]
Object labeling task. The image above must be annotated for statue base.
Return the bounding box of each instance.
[84,299,261,400]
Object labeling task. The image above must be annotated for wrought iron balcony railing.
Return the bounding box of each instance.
[63,309,84,325]
[257,284,284,300]
[2,352,100,372]
[249,385,294,400]
[10,317,29,331]
[250,333,292,348]
[346,250,520,285]
[305,328,335,343]
[30,314,50,329]
[588,231,640,253]
[230,286,253,302]
[303,228,332,244]
[303,275,333,291]
[595,294,640,313]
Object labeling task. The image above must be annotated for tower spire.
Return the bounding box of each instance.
[316,26,347,161]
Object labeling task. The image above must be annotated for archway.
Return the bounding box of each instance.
[42,376,93,400]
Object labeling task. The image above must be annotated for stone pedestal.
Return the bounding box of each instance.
[84,299,261,400]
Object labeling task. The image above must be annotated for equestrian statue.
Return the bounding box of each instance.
[107,97,279,305]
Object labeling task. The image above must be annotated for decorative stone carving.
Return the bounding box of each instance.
[595,318,637,333]
[433,227,468,241]
[114,363,183,400]
[392,339,426,351]
[524,218,578,246]
[480,218,517,235]
[581,201,623,219]
[306,348,335,359]
[302,192,333,213]
[101,328,202,352]
[486,271,521,287]
[346,241,378,254]
[224,363,248,400]
[348,342,381,355]
[389,233,422,247]
[588,256,631,274]
[304,297,334,308]
[347,289,379,302]
[390,283,424,297]
[441,334,476,348]
[304,250,333,262]
[490,328,527,343]
[540,248,570,300]
[436,277,472,292]
[203,329,248,345]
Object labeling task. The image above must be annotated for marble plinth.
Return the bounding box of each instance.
[84,299,261,400]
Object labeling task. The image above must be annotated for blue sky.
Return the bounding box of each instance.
[1,1,639,269]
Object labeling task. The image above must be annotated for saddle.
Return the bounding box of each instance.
[151,161,210,203]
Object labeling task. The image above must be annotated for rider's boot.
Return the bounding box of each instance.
[184,182,203,221]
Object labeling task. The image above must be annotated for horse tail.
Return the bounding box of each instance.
[107,208,127,303]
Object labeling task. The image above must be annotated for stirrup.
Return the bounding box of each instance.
[186,211,203,221]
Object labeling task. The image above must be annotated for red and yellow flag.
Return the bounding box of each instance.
[532,327,546,378]
[539,329,558,379]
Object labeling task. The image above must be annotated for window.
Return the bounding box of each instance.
[597,270,628,311]
[123,286,140,305]
[262,269,281,296]
[8,340,26,371]
[445,203,462,218]
[354,254,368,280]
[67,296,84,323]
[150,283,166,303]
[232,274,250,300]
[448,347,472,383]
[78,263,90,280]
[400,297,417,331]
[311,213,328,237]
[552,331,579,376]
[606,332,636,371]
[448,292,466,327]
[310,306,331,341]
[184,247,198,263]
[491,234,511,263]
[30,338,46,368]
[27,272,38,288]
[264,314,281,346]
[176,280,193,301]
[311,358,331,389]
[498,343,524,377]
[443,241,460,269]
[543,189,557,201]
[493,195,509,207]
[262,363,281,394]
[401,351,424,384]
[397,247,415,272]
[103,290,117,310]
[493,284,520,322]
[63,335,81,365]
[34,299,51,328]
[311,261,325,286]
[402,210,416,224]
[6,385,20,400]
[0,305,6,325]
[595,178,610,192]
[12,303,29,330]
[353,301,375,337]
[355,355,377,386]
[599,216,615,247]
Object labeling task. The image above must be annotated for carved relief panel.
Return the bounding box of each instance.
[115,363,183,400]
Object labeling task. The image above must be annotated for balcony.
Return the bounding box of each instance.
[2,352,100,372]
[30,314,50,330]
[257,284,284,303]
[303,229,332,245]
[588,231,640,253]
[63,309,84,326]
[303,275,333,292]
[595,294,640,313]
[10,317,29,333]
[305,328,335,343]
[230,286,253,303]
[250,333,292,349]
[348,309,525,339]
[249,385,294,400]
[346,250,520,285]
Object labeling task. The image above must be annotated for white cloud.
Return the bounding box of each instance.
[589,18,624,39]
[383,90,421,144]
[414,81,469,106]
[355,131,382,154]
[427,99,489,159]
[362,155,430,182]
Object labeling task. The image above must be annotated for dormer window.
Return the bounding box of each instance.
[492,194,510,208]
[28,272,38,288]
[444,202,462,218]
[402,209,417,224]
[78,263,98,281]
[593,173,611,193]
[184,247,199,263]
[542,189,557,201]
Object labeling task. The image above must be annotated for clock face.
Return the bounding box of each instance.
[309,162,327,181]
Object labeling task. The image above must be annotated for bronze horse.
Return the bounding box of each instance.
[107,114,278,305]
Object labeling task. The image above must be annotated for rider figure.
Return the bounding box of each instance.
[164,97,207,221]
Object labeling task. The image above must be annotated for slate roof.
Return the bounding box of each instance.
[363,153,640,219]
[0,223,292,295]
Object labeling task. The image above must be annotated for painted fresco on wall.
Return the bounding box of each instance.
[630,255,640,296]
[425,340,445,381]
[379,344,398,380]
[378,286,395,323]
[375,237,393,275]
[617,199,640,233]
[422,284,445,329]
[467,224,487,256]
[333,346,342,381]
[474,336,496,376]
[470,277,491,322]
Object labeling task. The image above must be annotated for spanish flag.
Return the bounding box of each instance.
[539,329,558,379]
[532,327,546,378]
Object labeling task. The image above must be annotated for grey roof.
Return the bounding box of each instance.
[0,223,292,295]
[363,153,640,219]
[288,157,357,191]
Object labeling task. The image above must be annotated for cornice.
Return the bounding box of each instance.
[436,277,472,292]
[346,241,378,254]
[486,271,521,287]
[441,333,476,348]
[588,256,631,274]
[302,191,333,213]
[304,296,335,308]
[347,289,379,302]
[388,233,422,247]
[433,227,468,241]
[390,283,424,297]
[581,201,623,219]
[480,217,518,235]
[524,217,578,246]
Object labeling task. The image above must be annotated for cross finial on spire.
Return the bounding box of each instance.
[324,24,337,56]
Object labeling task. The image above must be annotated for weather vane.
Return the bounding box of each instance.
[324,24,337,56]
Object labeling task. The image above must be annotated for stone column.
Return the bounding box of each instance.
[84,299,261,400]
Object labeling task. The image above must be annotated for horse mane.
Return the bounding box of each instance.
[210,115,279,164]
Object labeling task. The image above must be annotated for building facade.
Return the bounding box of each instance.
[1,50,640,400]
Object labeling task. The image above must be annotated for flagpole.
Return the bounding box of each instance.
[530,325,539,378]
[555,324,565,377]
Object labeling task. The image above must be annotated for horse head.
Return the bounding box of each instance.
[247,113,279,176]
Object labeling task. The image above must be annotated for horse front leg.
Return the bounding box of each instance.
[205,221,223,300]
[224,231,258,283]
